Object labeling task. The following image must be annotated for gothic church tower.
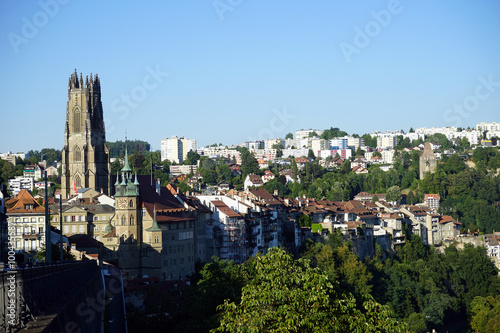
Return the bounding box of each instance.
[61,70,110,198]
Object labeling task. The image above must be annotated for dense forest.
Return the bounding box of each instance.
[127,232,500,332]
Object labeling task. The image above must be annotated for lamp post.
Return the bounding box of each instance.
[44,171,51,263]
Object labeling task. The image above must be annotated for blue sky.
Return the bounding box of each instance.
[1,0,499,152]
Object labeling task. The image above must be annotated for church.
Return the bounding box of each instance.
[58,70,210,280]
[61,70,110,199]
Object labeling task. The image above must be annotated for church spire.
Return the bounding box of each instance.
[121,142,132,173]
[147,205,161,232]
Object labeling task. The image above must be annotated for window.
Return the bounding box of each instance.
[129,200,133,208]
[94,225,99,232]
[64,226,69,234]
[39,227,43,234]
[72,225,76,233]
[75,175,81,189]
[130,215,134,226]
[39,217,44,222]
[121,216,126,226]
[154,236,159,243]
[31,218,36,222]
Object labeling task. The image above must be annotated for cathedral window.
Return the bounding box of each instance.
[74,146,82,162]
[121,216,126,226]
[130,215,135,225]
[129,200,133,208]
[75,175,81,188]
[73,108,81,132]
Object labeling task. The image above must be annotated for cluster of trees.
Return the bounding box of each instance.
[127,231,500,332]
[367,235,500,332]
[106,140,150,158]
[421,147,500,233]
[128,245,408,332]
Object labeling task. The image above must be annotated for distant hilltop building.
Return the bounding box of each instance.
[160,136,196,164]
[419,142,437,179]
[61,70,111,198]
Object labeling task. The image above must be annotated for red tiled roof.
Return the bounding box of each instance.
[6,190,45,214]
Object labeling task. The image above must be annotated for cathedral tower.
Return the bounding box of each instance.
[61,69,110,198]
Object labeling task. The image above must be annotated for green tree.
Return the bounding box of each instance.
[185,150,201,165]
[285,132,294,140]
[386,185,402,203]
[240,148,260,177]
[214,248,406,333]
[34,242,75,262]
[470,295,500,333]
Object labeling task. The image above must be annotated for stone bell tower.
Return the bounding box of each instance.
[61,69,110,198]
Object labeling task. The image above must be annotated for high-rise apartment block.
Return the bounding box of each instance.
[161,136,196,163]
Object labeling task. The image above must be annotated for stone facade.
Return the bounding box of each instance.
[61,70,110,198]
[419,142,437,179]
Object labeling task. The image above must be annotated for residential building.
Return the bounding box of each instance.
[376,135,398,149]
[5,190,46,253]
[61,70,111,198]
[244,174,264,190]
[438,215,461,240]
[161,136,182,163]
[23,164,45,179]
[330,138,348,150]
[295,129,324,141]
[0,152,28,166]
[309,138,329,156]
[204,199,246,263]
[425,194,440,211]
[347,136,364,149]
[8,177,35,195]
[318,149,352,160]
[169,164,198,176]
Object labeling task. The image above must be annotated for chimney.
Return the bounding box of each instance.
[274,190,278,196]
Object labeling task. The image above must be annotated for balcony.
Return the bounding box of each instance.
[22,232,42,240]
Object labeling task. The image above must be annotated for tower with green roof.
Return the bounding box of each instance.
[114,145,142,277]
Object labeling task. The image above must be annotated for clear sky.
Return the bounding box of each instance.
[1,0,499,153]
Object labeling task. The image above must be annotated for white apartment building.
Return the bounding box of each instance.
[282,148,309,159]
[318,149,352,160]
[347,136,364,149]
[310,138,330,156]
[169,164,198,176]
[477,122,500,132]
[200,148,242,164]
[330,138,348,150]
[295,129,324,141]
[376,135,398,149]
[414,126,481,145]
[161,136,196,163]
[264,138,285,149]
[8,177,35,195]
[0,152,28,166]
